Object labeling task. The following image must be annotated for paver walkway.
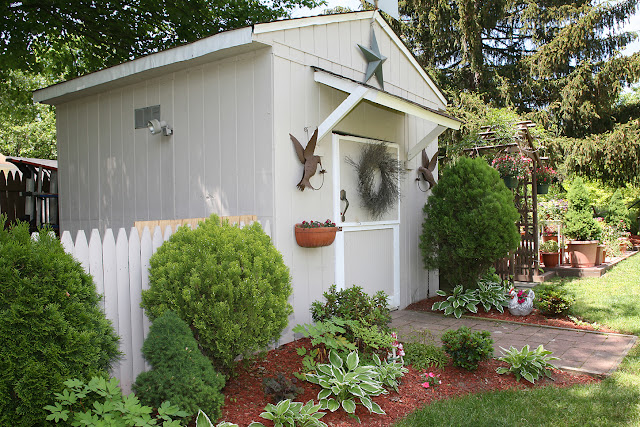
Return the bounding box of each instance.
[391,310,637,376]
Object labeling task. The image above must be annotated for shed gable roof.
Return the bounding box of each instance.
[34,11,448,106]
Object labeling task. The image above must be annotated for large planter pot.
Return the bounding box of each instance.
[541,252,560,268]
[537,183,550,194]
[595,244,605,265]
[502,176,519,189]
[567,240,599,267]
[294,224,339,248]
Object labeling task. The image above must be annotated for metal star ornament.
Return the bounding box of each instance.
[358,30,387,90]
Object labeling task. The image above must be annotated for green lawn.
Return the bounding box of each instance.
[395,253,640,426]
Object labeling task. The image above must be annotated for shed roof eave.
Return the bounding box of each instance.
[33,26,257,105]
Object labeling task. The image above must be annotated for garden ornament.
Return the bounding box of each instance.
[508,288,535,316]
[290,128,325,191]
[417,148,438,190]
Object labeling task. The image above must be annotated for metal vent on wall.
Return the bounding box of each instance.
[134,105,161,129]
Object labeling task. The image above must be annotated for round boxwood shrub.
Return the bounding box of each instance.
[133,311,225,418]
[420,157,520,290]
[441,326,494,371]
[141,215,293,373]
[0,219,119,426]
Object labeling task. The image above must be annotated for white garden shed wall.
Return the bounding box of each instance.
[34,11,461,347]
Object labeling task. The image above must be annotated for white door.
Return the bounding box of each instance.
[332,134,400,308]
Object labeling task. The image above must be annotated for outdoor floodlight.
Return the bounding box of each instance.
[147,119,173,136]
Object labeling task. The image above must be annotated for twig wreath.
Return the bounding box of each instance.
[346,142,405,219]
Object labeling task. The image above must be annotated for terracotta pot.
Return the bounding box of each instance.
[502,176,519,189]
[294,224,339,248]
[541,252,560,268]
[537,183,549,194]
[542,235,558,243]
[595,244,605,265]
[567,240,599,267]
[620,242,628,253]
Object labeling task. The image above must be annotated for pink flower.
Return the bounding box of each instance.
[391,332,397,339]
[422,382,430,388]
[428,372,435,378]
[398,349,405,357]
[392,341,399,347]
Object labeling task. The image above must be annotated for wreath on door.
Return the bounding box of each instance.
[346,142,405,219]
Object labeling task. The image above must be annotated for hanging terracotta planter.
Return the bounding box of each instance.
[294,223,340,248]
[502,176,519,189]
[537,183,549,194]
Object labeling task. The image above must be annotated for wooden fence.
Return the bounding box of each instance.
[58,217,271,394]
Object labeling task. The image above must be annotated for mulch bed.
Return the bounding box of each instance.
[406,295,620,333]
[218,323,600,426]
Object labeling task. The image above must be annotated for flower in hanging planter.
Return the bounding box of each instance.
[535,166,556,185]
[491,155,532,179]
[298,219,337,228]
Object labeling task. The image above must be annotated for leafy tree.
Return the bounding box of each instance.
[420,157,520,290]
[397,0,640,138]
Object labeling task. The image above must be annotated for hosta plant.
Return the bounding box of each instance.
[371,353,408,392]
[195,410,238,427]
[496,344,558,383]
[306,351,386,422]
[432,285,479,318]
[475,276,508,313]
[251,399,327,427]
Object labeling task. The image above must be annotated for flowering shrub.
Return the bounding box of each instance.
[539,198,568,221]
[421,372,442,390]
[298,219,336,228]
[491,154,532,179]
[535,166,556,184]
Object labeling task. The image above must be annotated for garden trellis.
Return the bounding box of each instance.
[52,217,271,394]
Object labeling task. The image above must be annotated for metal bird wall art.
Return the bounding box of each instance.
[417,148,439,190]
[290,128,325,191]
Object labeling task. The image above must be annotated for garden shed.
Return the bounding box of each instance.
[34,10,461,343]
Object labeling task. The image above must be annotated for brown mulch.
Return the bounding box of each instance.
[406,295,619,333]
[218,335,599,427]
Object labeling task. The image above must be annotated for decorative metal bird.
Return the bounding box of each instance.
[290,128,324,191]
[417,148,439,190]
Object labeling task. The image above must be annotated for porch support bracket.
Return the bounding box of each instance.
[407,125,447,161]
[317,85,369,142]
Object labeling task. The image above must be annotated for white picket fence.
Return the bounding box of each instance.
[57,220,271,394]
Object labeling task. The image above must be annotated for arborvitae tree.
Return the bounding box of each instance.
[564,177,602,241]
[605,189,631,229]
[420,157,520,290]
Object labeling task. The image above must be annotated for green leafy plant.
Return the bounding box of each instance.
[140,215,293,373]
[564,177,602,241]
[311,284,391,332]
[132,311,225,419]
[474,270,509,313]
[298,220,337,228]
[441,327,494,371]
[349,319,394,356]
[250,399,327,427]
[0,219,119,426]
[534,285,575,316]
[420,157,520,290]
[306,351,386,422]
[604,189,631,230]
[44,377,187,426]
[539,240,560,253]
[403,342,449,371]
[263,373,303,403]
[496,345,558,383]
[293,319,357,359]
[371,354,408,392]
[295,347,320,379]
[195,410,239,427]
[491,154,532,179]
[432,285,479,318]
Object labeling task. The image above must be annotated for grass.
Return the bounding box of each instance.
[395,252,640,426]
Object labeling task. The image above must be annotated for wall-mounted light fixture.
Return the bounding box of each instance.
[147,119,173,136]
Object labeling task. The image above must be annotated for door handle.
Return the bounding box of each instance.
[340,189,349,222]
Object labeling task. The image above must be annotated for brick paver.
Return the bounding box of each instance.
[391,310,637,376]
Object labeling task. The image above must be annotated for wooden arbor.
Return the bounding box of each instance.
[463,121,543,282]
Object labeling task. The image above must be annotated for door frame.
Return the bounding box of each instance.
[332,133,400,308]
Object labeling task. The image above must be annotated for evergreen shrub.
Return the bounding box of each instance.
[420,157,520,290]
[564,177,601,241]
[133,311,225,418]
[441,326,494,371]
[534,285,574,316]
[605,189,630,230]
[141,215,292,373]
[0,219,119,426]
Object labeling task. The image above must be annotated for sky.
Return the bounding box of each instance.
[292,0,640,56]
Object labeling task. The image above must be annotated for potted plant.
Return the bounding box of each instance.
[563,178,601,267]
[535,166,556,195]
[294,220,340,248]
[508,288,535,316]
[539,240,560,268]
[492,155,532,189]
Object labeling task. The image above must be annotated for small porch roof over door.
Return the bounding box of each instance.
[312,67,462,161]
